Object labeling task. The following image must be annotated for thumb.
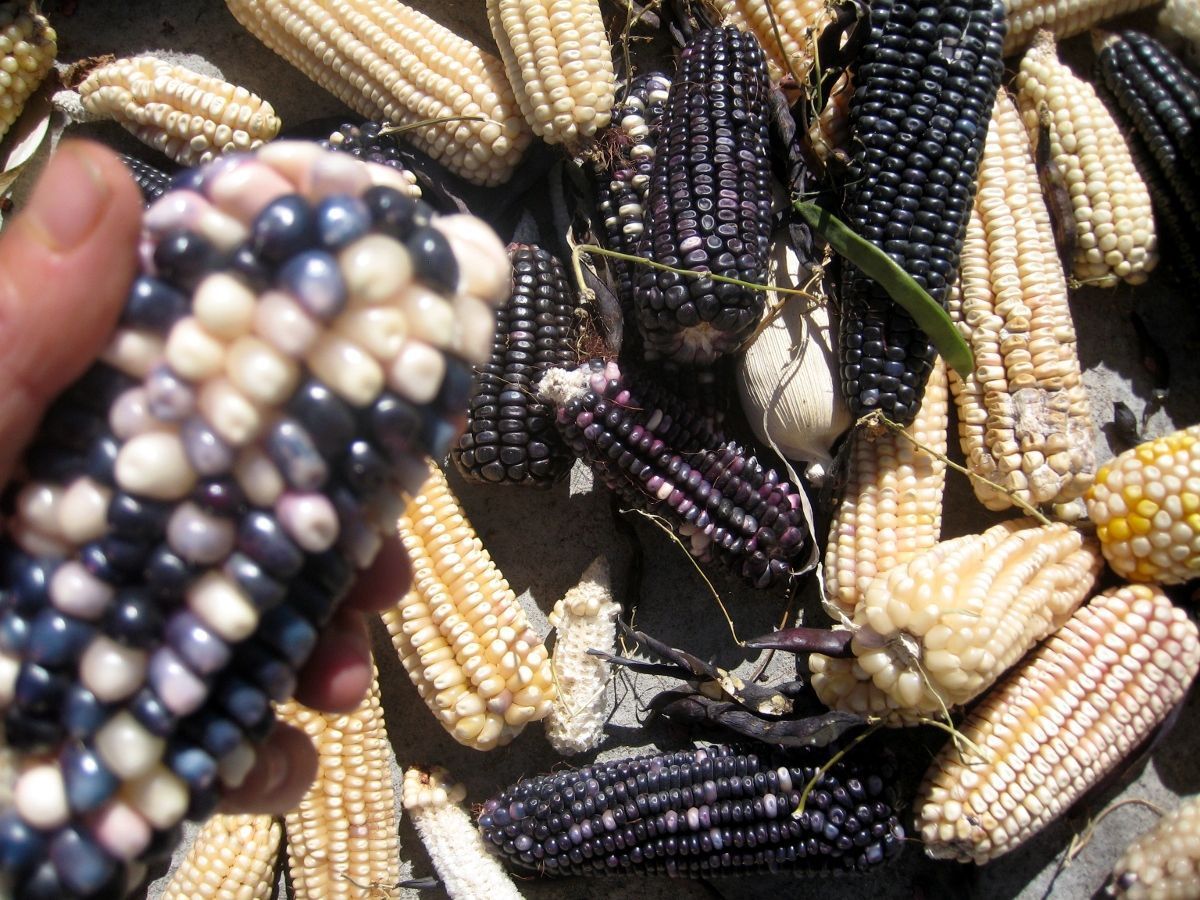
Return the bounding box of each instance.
[0,140,142,486]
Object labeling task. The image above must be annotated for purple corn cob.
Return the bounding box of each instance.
[538,360,810,589]
[0,142,510,899]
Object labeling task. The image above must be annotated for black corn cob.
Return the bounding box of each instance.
[837,0,1006,425]
[452,244,581,487]
[322,120,412,170]
[538,360,809,588]
[633,27,773,366]
[118,154,173,207]
[477,744,905,876]
[1095,31,1200,283]
[0,143,509,899]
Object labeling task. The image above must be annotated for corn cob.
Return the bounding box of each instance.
[823,358,947,618]
[277,667,399,900]
[78,56,281,167]
[224,0,531,186]
[1095,30,1200,283]
[452,244,581,488]
[320,122,423,199]
[1162,0,1200,62]
[477,744,906,876]
[1086,422,1200,585]
[539,359,813,589]
[0,2,55,145]
[403,766,526,900]
[118,155,174,207]
[810,518,1102,725]
[545,556,620,756]
[160,813,282,900]
[948,87,1096,513]
[1015,30,1158,287]
[1003,0,1160,55]
[711,0,833,82]
[917,584,1200,864]
[632,26,773,365]
[0,142,510,899]
[384,462,556,751]
[1109,794,1200,899]
[836,0,1006,426]
[487,0,615,148]
[808,71,853,172]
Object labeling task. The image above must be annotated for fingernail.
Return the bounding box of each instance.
[25,143,111,251]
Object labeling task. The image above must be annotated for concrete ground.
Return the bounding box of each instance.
[14,0,1200,897]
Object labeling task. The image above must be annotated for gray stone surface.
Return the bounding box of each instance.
[13,1,1200,898]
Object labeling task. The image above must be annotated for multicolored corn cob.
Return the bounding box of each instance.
[823,358,947,618]
[452,244,581,487]
[810,519,1102,725]
[917,584,1200,863]
[0,142,510,899]
[1095,30,1200,282]
[1109,794,1200,899]
[224,0,531,186]
[1016,30,1158,287]
[78,56,281,167]
[539,359,812,589]
[160,813,281,900]
[949,87,1096,513]
[836,0,1006,426]
[632,26,773,365]
[477,744,906,876]
[0,2,55,145]
[277,668,398,900]
[711,0,833,82]
[1086,422,1200,585]
[1003,0,1160,55]
[487,0,615,148]
[321,121,423,193]
[384,463,556,751]
[118,155,174,208]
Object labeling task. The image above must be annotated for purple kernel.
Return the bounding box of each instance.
[167,502,236,566]
[165,611,231,676]
[278,250,346,321]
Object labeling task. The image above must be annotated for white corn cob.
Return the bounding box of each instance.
[1015,29,1158,287]
[224,0,531,186]
[1110,794,1200,899]
[810,518,1103,726]
[917,584,1200,864]
[402,765,526,900]
[823,358,948,618]
[1163,0,1200,62]
[77,56,281,166]
[0,2,55,144]
[1002,0,1160,55]
[276,667,399,900]
[712,0,832,82]
[160,814,282,900]
[384,462,556,751]
[487,0,615,148]
[949,87,1096,513]
[545,556,621,755]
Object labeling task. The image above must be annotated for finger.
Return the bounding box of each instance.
[0,140,141,486]
[344,536,412,614]
[217,722,318,815]
[293,607,374,713]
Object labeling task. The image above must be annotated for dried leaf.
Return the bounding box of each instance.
[0,87,52,198]
[651,693,865,748]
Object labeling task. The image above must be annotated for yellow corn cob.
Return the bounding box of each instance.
[807,71,852,171]
[276,667,399,900]
[949,87,1096,513]
[1002,0,1160,55]
[823,358,948,618]
[711,0,832,82]
[224,0,531,186]
[160,814,282,900]
[384,462,556,751]
[0,2,55,145]
[1086,423,1200,585]
[810,518,1102,726]
[1162,0,1200,61]
[1015,30,1158,287]
[1110,794,1200,899]
[77,56,281,167]
[917,584,1200,864]
[486,0,615,148]
[401,766,526,900]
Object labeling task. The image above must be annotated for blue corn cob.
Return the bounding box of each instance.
[837,0,1005,425]
[117,155,174,207]
[0,142,510,899]
[478,744,905,876]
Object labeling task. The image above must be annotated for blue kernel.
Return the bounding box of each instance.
[287,380,356,459]
[406,226,459,293]
[108,492,171,541]
[121,275,190,332]
[85,434,121,486]
[218,678,269,728]
[165,610,231,675]
[369,393,423,463]
[251,194,317,264]
[236,641,296,701]
[0,609,28,654]
[238,512,304,579]
[266,419,329,490]
[153,229,219,291]
[99,535,151,577]
[223,553,285,612]
[0,810,46,876]
[61,743,118,813]
[166,743,218,791]
[129,687,178,738]
[227,244,272,292]
[26,610,94,668]
[143,545,195,598]
[421,407,461,462]
[363,185,426,239]
[192,477,246,517]
[62,686,109,739]
[78,542,124,585]
[315,194,371,249]
[16,662,68,712]
[258,605,317,668]
[6,555,55,616]
[287,579,338,628]
[277,250,346,321]
[195,712,243,757]
[50,826,118,896]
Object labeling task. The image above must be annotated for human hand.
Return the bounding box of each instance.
[2,140,411,815]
